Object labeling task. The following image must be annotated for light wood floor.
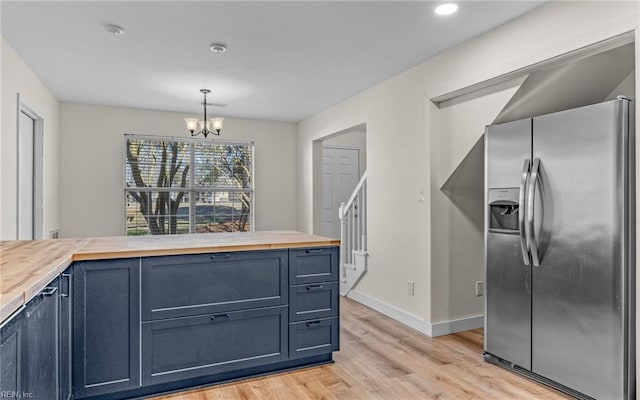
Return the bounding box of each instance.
[152,298,572,399]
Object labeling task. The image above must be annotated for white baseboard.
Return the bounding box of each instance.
[346,290,484,337]
[347,290,434,336]
[431,315,484,337]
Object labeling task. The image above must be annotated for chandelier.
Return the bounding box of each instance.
[184,89,224,138]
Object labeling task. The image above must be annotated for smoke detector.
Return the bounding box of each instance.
[104,24,125,36]
[210,43,227,53]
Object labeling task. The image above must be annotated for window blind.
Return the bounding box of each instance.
[124,134,254,236]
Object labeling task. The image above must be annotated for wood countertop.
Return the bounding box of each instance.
[0,231,339,323]
[74,230,340,260]
[0,238,90,322]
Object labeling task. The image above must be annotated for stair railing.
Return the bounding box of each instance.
[339,170,367,282]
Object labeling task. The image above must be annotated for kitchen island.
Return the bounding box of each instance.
[0,231,340,400]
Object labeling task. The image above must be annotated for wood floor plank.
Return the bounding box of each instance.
[151,298,572,400]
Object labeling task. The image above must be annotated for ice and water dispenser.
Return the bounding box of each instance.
[488,188,520,232]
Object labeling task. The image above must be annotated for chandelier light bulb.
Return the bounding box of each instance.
[184,118,199,134]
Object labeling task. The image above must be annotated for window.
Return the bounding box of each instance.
[124,134,254,236]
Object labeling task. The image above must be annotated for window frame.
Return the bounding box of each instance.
[123,134,255,236]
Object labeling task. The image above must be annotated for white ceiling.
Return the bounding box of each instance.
[1,1,543,122]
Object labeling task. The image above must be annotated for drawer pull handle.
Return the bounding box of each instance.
[305,321,322,327]
[210,254,231,259]
[61,273,72,298]
[306,284,324,290]
[211,313,230,321]
[41,287,58,297]
[305,249,323,254]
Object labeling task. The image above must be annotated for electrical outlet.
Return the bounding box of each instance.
[408,280,415,296]
[475,281,484,297]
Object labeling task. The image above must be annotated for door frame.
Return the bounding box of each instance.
[16,93,44,240]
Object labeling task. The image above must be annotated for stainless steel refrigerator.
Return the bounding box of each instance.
[484,97,635,400]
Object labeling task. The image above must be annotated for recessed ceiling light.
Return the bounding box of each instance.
[103,24,125,36]
[435,3,458,16]
[210,43,227,53]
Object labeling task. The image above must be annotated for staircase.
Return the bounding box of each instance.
[339,170,368,296]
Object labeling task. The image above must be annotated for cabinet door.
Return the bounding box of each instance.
[142,250,288,320]
[24,279,60,400]
[0,308,25,396]
[59,266,73,400]
[142,306,288,386]
[73,259,140,397]
[289,247,339,285]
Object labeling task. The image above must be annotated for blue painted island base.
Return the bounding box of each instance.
[79,354,334,400]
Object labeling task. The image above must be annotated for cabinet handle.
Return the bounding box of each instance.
[211,313,230,321]
[61,273,72,298]
[305,249,323,254]
[41,287,58,297]
[210,254,231,259]
[305,321,322,327]
[306,284,324,291]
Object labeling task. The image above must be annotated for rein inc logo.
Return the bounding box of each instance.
[0,392,33,399]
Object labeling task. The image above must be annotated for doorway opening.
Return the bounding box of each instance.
[312,124,367,239]
[17,95,44,239]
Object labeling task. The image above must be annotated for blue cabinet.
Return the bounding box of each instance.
[59,266,73,400]
[73,258,140,398]
[24,278,60,400]
[288,247,340,360]
[70,245,339,399]
[0,271,73,400]
[140,250,289,386]
[0,305,25,397]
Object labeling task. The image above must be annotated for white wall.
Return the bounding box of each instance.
[429,84,521,323]
[297,1,639,334]
[422,1,638,99]
[298,65,431,322]
[1,37,60,240]
[59,103,297,238]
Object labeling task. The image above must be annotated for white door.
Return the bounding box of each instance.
[18,111,35,239]
[321,147,359,239]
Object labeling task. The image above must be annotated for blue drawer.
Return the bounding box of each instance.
[289,282,339,322]
[141,250,288,321]
[289,317,339,359]
[289,247,339,285]
[142,305,288,386]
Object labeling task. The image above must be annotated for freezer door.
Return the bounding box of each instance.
[486,119,533,189]
[485,118,532,370]
[531,99,630,399]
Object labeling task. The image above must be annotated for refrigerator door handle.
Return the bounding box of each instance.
[519,159,531,265]
[528,158,541,267]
